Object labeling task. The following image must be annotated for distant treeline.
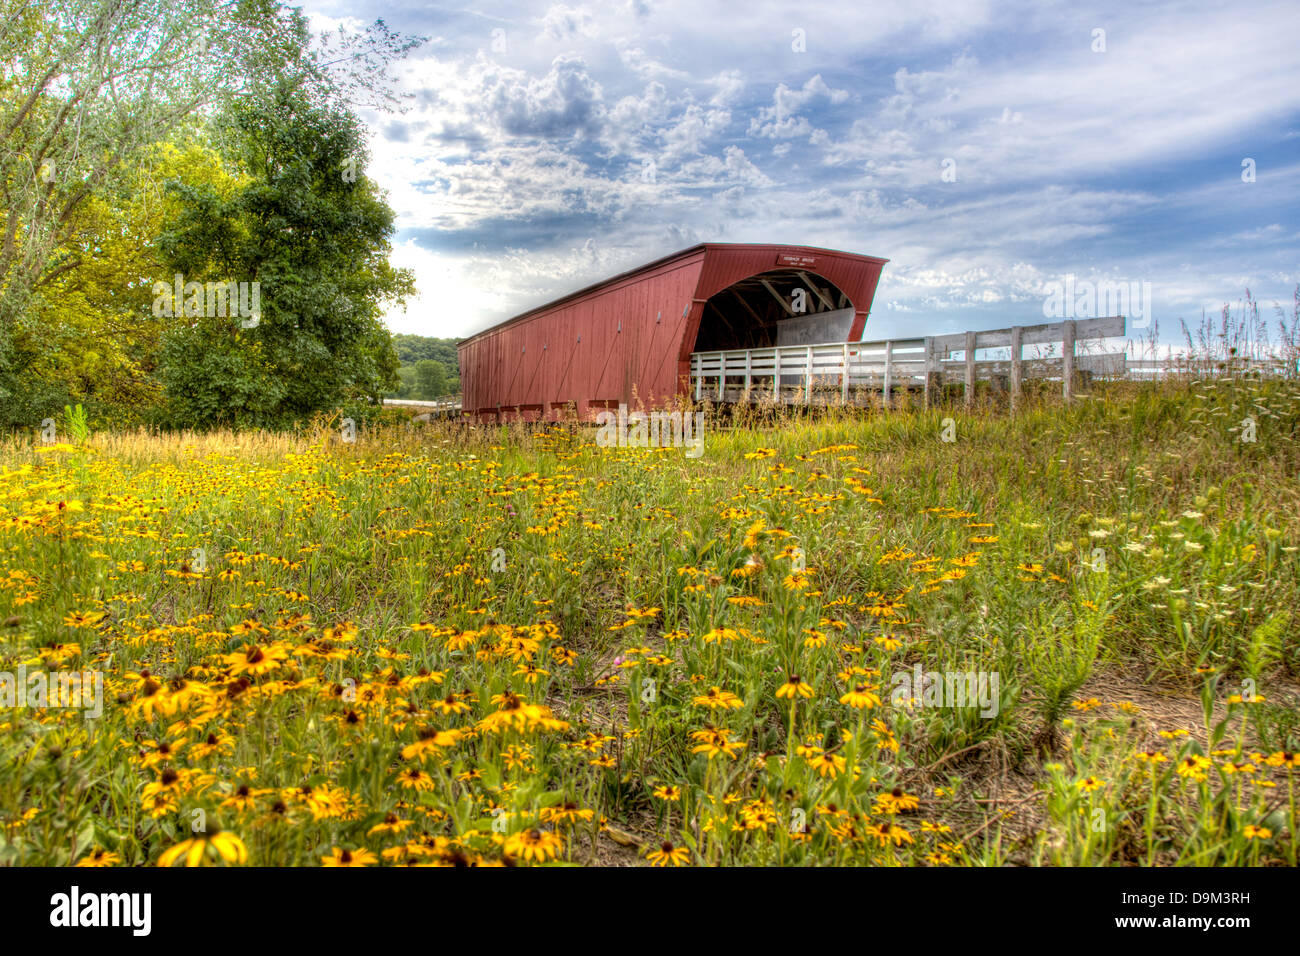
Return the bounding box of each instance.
[388,334,462,400]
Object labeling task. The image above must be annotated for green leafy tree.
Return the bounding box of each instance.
[157,26,415,427]
[12,141,244,426]
[414,359,447,399]
[0,1,422,427]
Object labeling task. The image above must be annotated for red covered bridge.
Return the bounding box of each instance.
[457,243,889,422]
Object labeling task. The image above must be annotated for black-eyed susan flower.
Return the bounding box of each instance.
[776,675,814,700]
[395,766,435,791]
[503,828,563,863]
[874,788,920,814]
[321,847,377,867]
[690,725,745,759]
[75,848,122,867]
[158,831,248,867]
[840,683,881,710]
[646,841,690,866]
[693,686,744,710]
[368,813,414,837]
[223,641,290,677]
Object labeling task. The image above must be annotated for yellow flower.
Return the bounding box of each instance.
[368,813,414,837]
[62,610,105,628]
[840,683,881,709]
[1175,754,1212,781]
[503,828,563,863]
[866,820,913,847]
[321,847,378,867]
[693,686,744,710]
[690,725,745,759]
[805,750,846,778]
[646,841,690,866]
[75,848,122,867]
[158,831,248,867]
[223,641,290,677]
[776,675,814,700]
[874,788,920,814]
[400,727,463,761]
[396,766,435,791]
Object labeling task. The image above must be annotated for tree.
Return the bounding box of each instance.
[156,31,414,427]
[394,365,416,398]
[0,1,422,426]
[414,359,446,399]
[9,141,244,425]
[0,1,286,330]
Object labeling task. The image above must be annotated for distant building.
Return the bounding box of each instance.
[458,243,888,421]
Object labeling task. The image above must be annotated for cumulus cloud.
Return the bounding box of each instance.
[538,4,596,42]
[748,74,850,139]
[484,55,605,138]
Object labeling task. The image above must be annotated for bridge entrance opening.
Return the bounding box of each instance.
[691,269,855,352]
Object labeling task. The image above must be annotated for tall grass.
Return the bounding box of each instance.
[0,375,1296,866]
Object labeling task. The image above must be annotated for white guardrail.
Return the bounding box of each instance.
[689,316,1127,408]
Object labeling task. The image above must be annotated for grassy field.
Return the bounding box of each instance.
[2,377,1298,867]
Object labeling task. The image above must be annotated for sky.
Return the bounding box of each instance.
[302,0,1300,350]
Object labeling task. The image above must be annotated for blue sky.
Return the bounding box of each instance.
[303,0,1300,349]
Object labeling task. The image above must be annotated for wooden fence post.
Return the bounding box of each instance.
[804,346,813,405]
[883,341,894,408]
[923,336,936,408]
[773,348,782,404]
[841,343,850,403]
[1062,320,1077,403]
[1009,325,1023,415]
[964,331,976,409]
[717,352,725,401]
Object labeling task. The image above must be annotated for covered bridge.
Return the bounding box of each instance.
[457,243,889,421]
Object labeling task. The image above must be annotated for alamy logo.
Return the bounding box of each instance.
[595,404,705,458]
[50,886,151,936]
[1042,274,1151,329]
[152,273,261,328]
[890,664,1001,718]
[1,666,102,718]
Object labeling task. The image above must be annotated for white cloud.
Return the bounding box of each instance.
[538,4,596,42]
